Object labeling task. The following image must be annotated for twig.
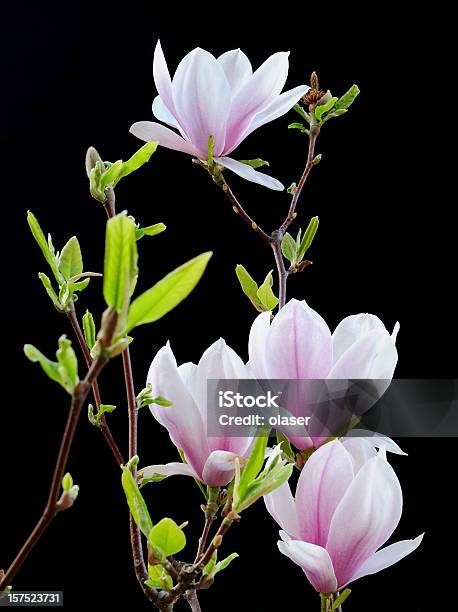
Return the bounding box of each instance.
[185,589,202,612]
[67,302,125,466]
[0,309,118,592]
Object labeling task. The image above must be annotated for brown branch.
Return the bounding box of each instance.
[185,590,202,612]
[67,302,125,466]
[0,309,118,592]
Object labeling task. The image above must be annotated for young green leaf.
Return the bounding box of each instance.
[103,213,138,313]
[38,272,61,309]
[82,310,96,350]
[121,466,153,537]
[314,97,338,123]
[27,211,60,283]
[276,431,296,462]
[335,84,360,111]
[281,233,298,264]
[59,236,83,280]
[146,564,173,590]
[207,135,215,167]
[235,264,264,312]
[136,223,166,241]
[332,589,351,609]
[125,252,212,333]
[238,159,269,168]
[298,217,319,261]
[213,553,239,575]
[148,518,186,557]
[56,336,79,392]
[235,429,270,507]
[23,344,68,392]
[114,142,159,186]
[288,122,306,130]
[62,473,73,492]
[100,160,123,191]
[256,272,279,311]
[293,104,310,123]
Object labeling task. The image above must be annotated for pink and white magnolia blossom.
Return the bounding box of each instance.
[140,339,253,487]
[130,41,310,190]
[248,298,400,449]
[265,439,423,593]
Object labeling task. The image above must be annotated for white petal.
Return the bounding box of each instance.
[217,49,252,95]
[347,431,407,456]
[217,157,284,190]
[347,534,424,585]
[152,95,181,130]
[248,311,272,379]
[153,40,177,116]
[237,85,310,146]
[278,539,338,594]
[130,121,200,156]
[340,437,378,473]
[172,48,231,157]
[264,481,300,539]
[332,314,388,364]
[139,462,198,481]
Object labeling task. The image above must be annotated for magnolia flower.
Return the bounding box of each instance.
[265,439,423,593]
[140,340,253,487]
[130,41,310,190]
[248,298,399,449]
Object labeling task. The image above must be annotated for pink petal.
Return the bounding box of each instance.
[332,314,388,364]
[153,40,177,117]
[264,481,300,539]
[346,534,424,585]
[232,84,310,149]
[130,121,200,156]
[225,52,290,151]
[278,539,338,594]
[171,48,231,157]
[202,450,239,487]
[326,450,403,587]
[147,344,209,479]
[264,299,333,379]
[217,157,284,190]
[139,462,198,481]
[327,328,398,379]
[296,440,354,546]
[340,438,378,473]
[217,49,252,95]
[248,311,272,379]
[152,95,181,130]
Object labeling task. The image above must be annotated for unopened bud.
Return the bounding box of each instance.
[212,535,223,548]
[310,71,319,90]
[312,154,322,166]
[85,147,103,178]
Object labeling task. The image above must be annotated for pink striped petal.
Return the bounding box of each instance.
[278,538,338,594]
[264,481,300,539]
[217,157,284,190]
[296,440,354,546]
[172,48,231,157]
[130,121,200,156]
[326,450,403,587]
[153,40,177,117]
[346,534,424,586]
[217,49,252,95]
[248,311,272,379]
[202,450,239,487]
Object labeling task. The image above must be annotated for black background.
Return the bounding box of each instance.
[3,4,454,611]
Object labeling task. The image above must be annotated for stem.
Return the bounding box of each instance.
[271,232,288,309]
[0,344,110,591]
[320,594,328,612]
[185,590,202,612]
[279,123,320,234]
[67,302,124,466]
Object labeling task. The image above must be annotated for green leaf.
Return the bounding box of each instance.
[23,344,67,391]
[276,431,296,462]
[113,142,159,186]
[146,564,173,590]
[238,463,293,512]
[59,236,83,280]
[238,159,270,168]
[27,211,60,283]
[203,551,218,575]
[235,264,264,312]
[214,553,239,575]
[288,122,305,130]
[335,84,360,111]
[332,589,352,609]
[62,473,73,492]
[281,233,298,264]
[152,396,173,407]
[56,336,79,392]
[287,182,297,195]
[126,252,212,333]
[235,430,269,507]
[82,310,96,349]
[136,223,166,241]
[293,104,310,123]
[256,272,279,311]
[100,160,123,191]
[121,466,153,537]
[38,272,61,309]
[298,217,319,261]
[148,518,186,557]
[103,213,138,314]
[314,97,338,123]
[99,403,116,415]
